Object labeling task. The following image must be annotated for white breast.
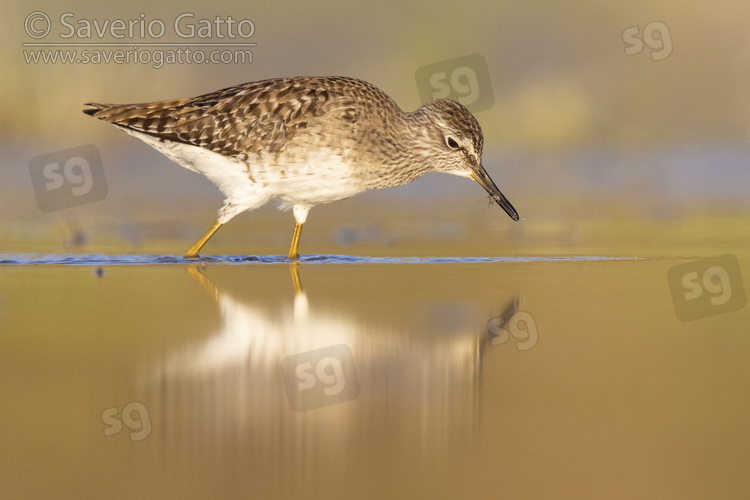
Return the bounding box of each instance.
[121,127,367,211]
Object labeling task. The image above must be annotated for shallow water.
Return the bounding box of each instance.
[1,251,748,498]
[0,253,636,265]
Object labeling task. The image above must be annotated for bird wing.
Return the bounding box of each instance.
[84,77,361,162]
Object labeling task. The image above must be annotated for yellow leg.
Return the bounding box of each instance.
[287,222,303,260]
[183,220,223,258]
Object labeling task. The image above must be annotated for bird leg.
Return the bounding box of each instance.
[183,220,223,258]
[287,222,303,260]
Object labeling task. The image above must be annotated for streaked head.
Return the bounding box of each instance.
[414,99,519,221]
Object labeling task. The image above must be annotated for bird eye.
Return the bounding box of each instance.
[446,136,459,149]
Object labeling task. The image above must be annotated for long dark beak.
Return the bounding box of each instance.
[471,165,519,221]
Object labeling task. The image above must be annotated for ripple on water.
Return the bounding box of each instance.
[0,253,644,266]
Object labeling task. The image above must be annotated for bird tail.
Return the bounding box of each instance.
[83,102,116,118]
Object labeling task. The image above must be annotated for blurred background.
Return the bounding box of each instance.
[3,2,750,498]
[3,0,749,257]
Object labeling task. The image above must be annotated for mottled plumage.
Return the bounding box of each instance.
[84,76,518,258]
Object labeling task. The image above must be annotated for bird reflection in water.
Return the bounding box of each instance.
[144,262,506,469]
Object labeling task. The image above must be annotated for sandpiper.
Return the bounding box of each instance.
[84,76,519,259]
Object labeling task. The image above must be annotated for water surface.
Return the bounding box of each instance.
[1,252,748,498]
